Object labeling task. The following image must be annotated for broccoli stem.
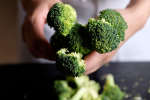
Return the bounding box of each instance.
[105,74,115,87]
[71,88,86,100]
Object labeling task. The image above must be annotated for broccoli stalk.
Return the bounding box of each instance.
[71,87,87,100]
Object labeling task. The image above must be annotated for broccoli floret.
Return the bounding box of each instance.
[101,74,125,100]
[50,23,91,56]
[56,48,85,76]
[53,75,125,100]
[67,76,100,100]
[47,3,128,77]
[47,2,77,36]
[54,80,74,100]
[67,24,91,56]
[86,18,120,53]
[54,75,101,100]
[98,9,128,41]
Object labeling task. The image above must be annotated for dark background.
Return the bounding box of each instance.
[0,62,150,100]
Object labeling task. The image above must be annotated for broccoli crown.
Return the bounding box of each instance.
[54,75,101,100]
[47,2,77,36]
[56,48,85,76]
[101,74,125,100]
[86,18,120,53]
[98,9,128,41]
[50,23,91,56]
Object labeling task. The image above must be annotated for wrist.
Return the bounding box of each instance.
[127,0,150,17]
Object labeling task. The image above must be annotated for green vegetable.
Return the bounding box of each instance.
[47,2,77,36]
[56,48,85,76]
[51,24,91,56]
[54,80,74,100]
[54,75,101,100]
[47,3,128,76]
[101,74,125,100]
[86,18,120,53]
[54,75,125,100]
[98,9,128,41]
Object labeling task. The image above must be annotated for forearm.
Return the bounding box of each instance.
[128,0,150,15]
[123,0,150,40]
[106,0,150,62]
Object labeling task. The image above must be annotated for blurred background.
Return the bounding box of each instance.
[0,0,20,64]
[0,0,150,64]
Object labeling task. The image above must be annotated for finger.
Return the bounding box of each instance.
[84,51,105,74]
[32,39,56,60]
[84,50,118,75]
[30,12,56,60]
[22,11,56,60]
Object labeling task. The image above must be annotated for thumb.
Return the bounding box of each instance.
[24,7,56,60]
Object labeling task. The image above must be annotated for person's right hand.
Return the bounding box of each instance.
[22,0,60,60]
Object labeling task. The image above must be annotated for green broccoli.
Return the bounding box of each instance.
[86,18,120,53]
[47,2,77,36]
[98,9,128,41]
[47,3,128,76]
[56,48,85,76]
[54,80,74,100]
[53,74,125,100]
[50,24,91,56]
[50,33,67,51]
[101,74,125,100]
[54,75,101,100]
[66,24,91,56]
[70,76,101,100]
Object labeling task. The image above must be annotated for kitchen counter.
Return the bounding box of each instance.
[0,62,150,100]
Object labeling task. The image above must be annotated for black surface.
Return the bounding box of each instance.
[0,62,150,100]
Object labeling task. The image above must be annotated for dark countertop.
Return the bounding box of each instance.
[0,62,150,100]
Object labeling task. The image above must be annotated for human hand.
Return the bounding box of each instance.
[85,4,150,74]
[22,0,60,60]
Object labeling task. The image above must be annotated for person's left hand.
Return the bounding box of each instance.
[84,7,148,74]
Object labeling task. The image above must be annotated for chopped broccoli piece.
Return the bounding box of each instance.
[98,9,128,41]
[47,2,77,36]
[53,75,125,100]
[54,80,74,100]
[101,74,125,100]
[56,48,85,76]
[54,75,101,100]
[86,18,120,53]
